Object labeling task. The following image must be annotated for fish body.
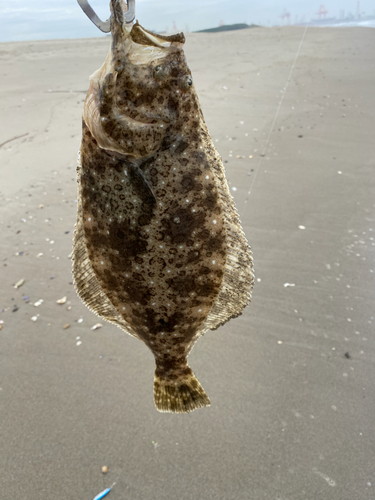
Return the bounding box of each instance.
[73,0,254,413]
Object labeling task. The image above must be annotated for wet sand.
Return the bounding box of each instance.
[1,26,375,499]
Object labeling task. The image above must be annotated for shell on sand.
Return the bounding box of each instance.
[73,0,254,413]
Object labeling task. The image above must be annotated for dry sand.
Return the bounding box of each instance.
[1,26,375,500]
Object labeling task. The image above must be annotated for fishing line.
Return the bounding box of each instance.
[244,22,310,204]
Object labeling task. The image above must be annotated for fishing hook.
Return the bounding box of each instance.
[77,0,136,32]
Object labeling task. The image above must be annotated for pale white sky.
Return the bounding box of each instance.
[0,0,374,42]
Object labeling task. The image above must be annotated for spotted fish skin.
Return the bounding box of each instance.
[73,0,254,413]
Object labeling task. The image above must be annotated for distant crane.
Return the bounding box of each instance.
[280,9,291,25]
[316,5,328,19]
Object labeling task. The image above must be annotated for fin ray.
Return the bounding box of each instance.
[154,368,210,413]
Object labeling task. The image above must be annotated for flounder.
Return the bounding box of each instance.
[73,0,254,413]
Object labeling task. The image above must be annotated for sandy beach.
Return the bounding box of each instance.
[1,26,375,499]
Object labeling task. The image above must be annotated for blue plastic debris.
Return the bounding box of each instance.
[93,487,111,500]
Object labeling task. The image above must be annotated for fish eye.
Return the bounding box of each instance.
[180,75,193,91]
[153,64,168,81]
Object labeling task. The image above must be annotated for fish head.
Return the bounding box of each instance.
[83,0,200,159]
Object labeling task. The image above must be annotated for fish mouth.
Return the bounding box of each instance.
[111,20,185,67]
[109,0,185,48]
[129,22,185,48]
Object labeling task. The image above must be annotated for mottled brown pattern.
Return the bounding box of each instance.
[73,0,254,413]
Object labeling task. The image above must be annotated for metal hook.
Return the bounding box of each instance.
[77,0,135,33]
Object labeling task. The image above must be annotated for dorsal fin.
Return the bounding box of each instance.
[195,148,254,336]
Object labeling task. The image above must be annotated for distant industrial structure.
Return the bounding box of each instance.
[316,5,328,19]
[280,9,291,25]
[277,2,375,27]
[179,2,375,34]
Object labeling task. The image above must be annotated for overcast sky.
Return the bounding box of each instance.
[0,0,374,42]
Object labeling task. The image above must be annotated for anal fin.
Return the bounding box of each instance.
[72,193,137,338]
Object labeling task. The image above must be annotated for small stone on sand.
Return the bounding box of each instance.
[91,323,103,330]
[14,279,25,289]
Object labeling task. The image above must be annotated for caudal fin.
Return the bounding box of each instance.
[154,369,210,413]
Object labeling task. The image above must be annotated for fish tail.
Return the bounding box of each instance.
[153,366,210,413]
